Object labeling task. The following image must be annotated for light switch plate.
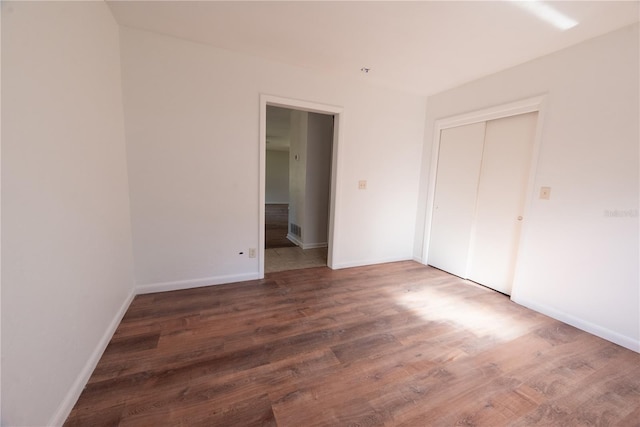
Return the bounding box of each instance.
[540,186,551,200]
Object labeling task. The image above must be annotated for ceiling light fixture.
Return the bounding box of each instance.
[511,0,578,31]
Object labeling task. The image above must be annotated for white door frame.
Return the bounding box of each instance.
[422,95,547,278]
[259,94,344,278]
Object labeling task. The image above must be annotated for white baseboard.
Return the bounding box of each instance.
[286,233,302,247]
[511,295,639,353]
[48,271,261,425]
[332,256,413,270]
[49,289,136,426]
[284,233,328,250]
[301,242,327,250]
[136,272,261,294]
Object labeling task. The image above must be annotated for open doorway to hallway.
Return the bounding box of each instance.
[265,105,333,273]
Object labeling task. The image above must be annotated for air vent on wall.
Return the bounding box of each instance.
[290,223,301,237]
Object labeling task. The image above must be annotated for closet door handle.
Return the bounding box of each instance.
[517,216,523,221]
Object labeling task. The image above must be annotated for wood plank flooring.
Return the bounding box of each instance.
[64,261,640,426]
[265,204,295,249]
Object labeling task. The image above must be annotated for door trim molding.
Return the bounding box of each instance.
[421,95,548,273]
[432,95,547,131]
[259,94,344,278]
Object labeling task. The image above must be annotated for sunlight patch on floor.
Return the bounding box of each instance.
[395,283,529,342]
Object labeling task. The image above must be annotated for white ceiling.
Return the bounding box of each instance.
[107,1,639,96]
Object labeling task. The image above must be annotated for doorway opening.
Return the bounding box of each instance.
[259,95,343,278]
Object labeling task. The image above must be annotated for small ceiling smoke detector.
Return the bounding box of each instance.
[360,67,371,74]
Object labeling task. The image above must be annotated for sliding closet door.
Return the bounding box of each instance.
[467,112,538,294]
[428,122,485,278]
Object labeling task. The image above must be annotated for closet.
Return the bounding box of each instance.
[428,112,538,295]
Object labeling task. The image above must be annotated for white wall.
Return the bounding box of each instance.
[415,24,639,350]
[1,2,135,425]
[288,109,308,241]
[265,150,290,204]
[286,110,333,248]
[0,4,4,423]
[121,26,427,290]
[304,112,333,247]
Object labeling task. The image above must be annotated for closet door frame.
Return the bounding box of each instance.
[422,95,547,293]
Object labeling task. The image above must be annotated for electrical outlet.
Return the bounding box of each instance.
[248,248,256,258]
[358,180,367,190]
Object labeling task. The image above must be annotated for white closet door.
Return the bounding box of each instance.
[428,122,485,278]
[467,112,538,294]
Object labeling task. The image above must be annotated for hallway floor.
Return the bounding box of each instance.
[265,246,327,273]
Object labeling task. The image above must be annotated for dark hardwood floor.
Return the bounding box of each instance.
[65,261,640,426]
[266,204,295,249]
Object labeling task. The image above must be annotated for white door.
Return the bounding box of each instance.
[467,112,538,294]
[428,122,485,278]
